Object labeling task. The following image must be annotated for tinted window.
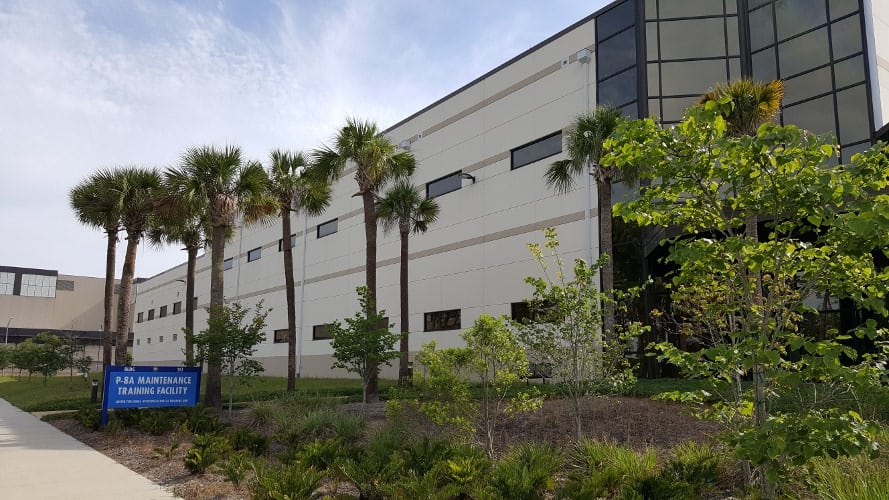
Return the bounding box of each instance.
[274,329,288,343]
[137,312,144,323]
[597,27,637,79]
[834,55,865,88]
[598,67,637,106]
[148,309,155,320]
[597,0,636,40]
[831,16,862,60]
[278,234,297,251]
[646,22,658,60]
[778,27,829,77]
[775,0,827,40]
[247,247,262,262]
[224,258,233,271]
[783,66,833,105]
[511,132,562,170]
[426,172,463,198]
[159,305,168,318]
[661,96,699,122]
[173,301,182,314]
[424,309,461,332]
[782,94,837,138]
[659,18,727,59]
[313,324,333,340]
[647,63,659,96]
[752,49,778,81]
[836,84,870,144]
[748,5,775,51]
[660,59,728,96]
[317,219,338,238]
[829,0,859,19]
[659,0,724,18]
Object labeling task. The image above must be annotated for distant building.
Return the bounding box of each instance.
[0,265,130,370]
[133,0,889,377]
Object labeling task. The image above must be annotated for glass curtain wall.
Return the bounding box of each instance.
[644,0,741,124]
[748,0,873,162]
[596,0,640,118]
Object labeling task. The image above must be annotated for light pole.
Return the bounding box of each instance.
[5,317,13,345]
[576,47,594,266]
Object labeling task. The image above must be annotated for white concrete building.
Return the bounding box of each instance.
[134,0,889,377]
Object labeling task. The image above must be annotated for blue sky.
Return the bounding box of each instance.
[0,0,610,278]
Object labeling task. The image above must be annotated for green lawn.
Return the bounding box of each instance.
[0,373,394,411]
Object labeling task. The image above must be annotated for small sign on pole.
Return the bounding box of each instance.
[101,366,202,427]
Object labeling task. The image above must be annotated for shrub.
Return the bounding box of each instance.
[75,406,101,431]
[441,445,492,498]
[295,438,344,471]
[218,451,253,485]
[249,401,277,428]
[228,427,269,456]
[181,404,224,435]
[184,434,232,474]
[809,453,889,500]
[138,409,177,436]
[559,439,657,499]
[251,460,324,500]
[490,443,561,500]
[402,436,453,476]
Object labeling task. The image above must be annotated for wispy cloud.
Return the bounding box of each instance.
[0,0,603,277]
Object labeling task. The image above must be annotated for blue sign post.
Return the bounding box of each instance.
[101,366,202,427]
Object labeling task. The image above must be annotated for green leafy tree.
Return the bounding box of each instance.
[376,179,440,384]
[70,169,122,369]
[329,287,400,404]
[415,314,542,458]
[515,227,644,438]
[266,149,331,391]
[606,100,888,494]
[314,118,416,401]
[166,145,275,409]
[17,333,68,385]
[0,348,9,375]
[195,301,268,417]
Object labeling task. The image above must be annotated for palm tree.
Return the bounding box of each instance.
[376,179,440,385]
[545,105,632,338]
[69,170,122,369]
[266,149,331,391]
[148,202,207,367]
[165,145,274,409]
[313,118,416,402]
[112,167,165,365]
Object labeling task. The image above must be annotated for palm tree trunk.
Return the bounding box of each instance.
[184,245,197,366]
[598,176,615,341]
[114,231,139,365]
[398,229,410,385]
[205,224,227,410]
[282,209,297,391]
[103,228,118,368]
[361,190,380,402]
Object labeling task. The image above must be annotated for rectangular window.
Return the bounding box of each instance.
[224,258,233,271]
[279,234,298,251]
[173,333,178,342]
[247,247,262,262]
[424,309,461,332]
[159,335,164,343]
[147,309,155,321]
[173,301,182,315]
[511,301,554,323]
[20,273,57,297]
[136,339,140,346]
[159,305,168,318]
[426,171,463,199]
[147,337,151,344]
[274,329,289,343]
[0,272,13,295]
[192,297,198,311]
[317,219,338,238]
[56,279,75,291]
[511,132,562,170]
[137,312,144,323]
[313,324,333,340]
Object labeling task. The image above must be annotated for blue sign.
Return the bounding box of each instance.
[101,366,202,426]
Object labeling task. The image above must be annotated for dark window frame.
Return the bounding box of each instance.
[192,297,199,311]
[137,312,144,323]
[147,309,155,321]
[224,258,233,271]
[510,131,563,170]
[159,305,168,318]
[173,301,182,315]
[278,234,298,251]
[247,246,262,262]
[273,329,289,343]
[317,219,338,238]
[424,309,462,332]
[426,171,463,199]
[313,324,333,340]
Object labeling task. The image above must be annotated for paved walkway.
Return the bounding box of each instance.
[0,399,177,499]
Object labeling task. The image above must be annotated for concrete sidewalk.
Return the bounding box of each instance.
[0,398,177,499]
